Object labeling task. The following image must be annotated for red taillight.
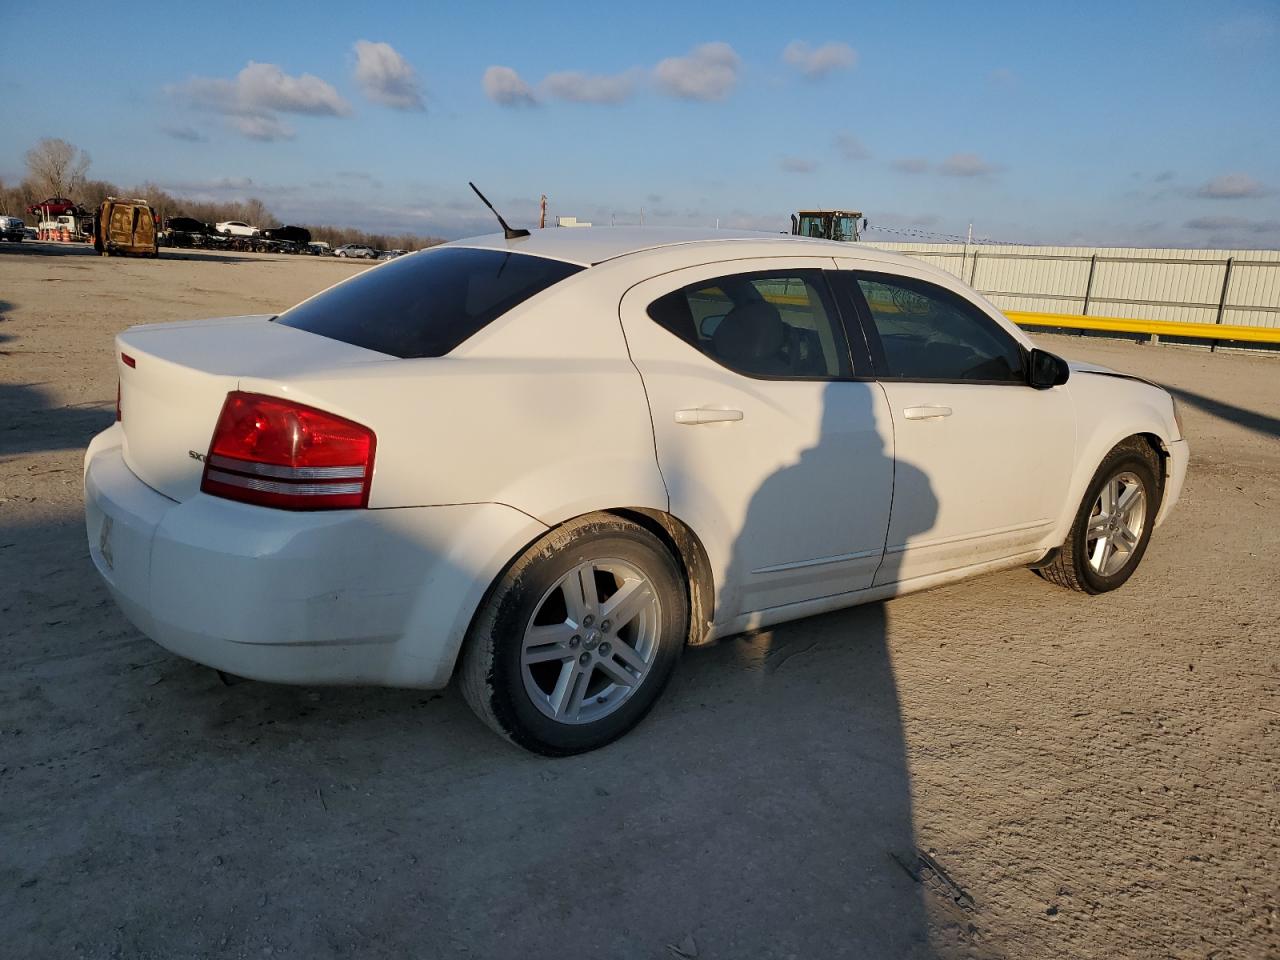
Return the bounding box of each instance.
[200,392,376,510]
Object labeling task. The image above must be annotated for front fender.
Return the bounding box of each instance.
[1049,373,1182,544]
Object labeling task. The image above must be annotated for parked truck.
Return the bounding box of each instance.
[0,215,25,241]
[790,210,865,242]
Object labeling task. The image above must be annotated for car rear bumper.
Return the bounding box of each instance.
[84,425,544,689]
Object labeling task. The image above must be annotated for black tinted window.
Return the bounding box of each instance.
[275,247,583,358]
[648,270,851,379]
[854,275,1024,382]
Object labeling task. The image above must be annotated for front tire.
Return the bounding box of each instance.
[460,515,687,755]
[1039,438,1162,594]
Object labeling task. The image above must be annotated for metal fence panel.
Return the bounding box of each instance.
[870,242,1280,332]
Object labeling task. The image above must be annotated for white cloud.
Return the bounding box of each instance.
[1196,173,1269,199]
[892,157,931,174]
[167,61,349,140]
[164,176,257,192]
[780,156,816,173]
[1185,215,1280,233]
[833,132,869,161]
[939,152,1000,177]
[484,65,538,106]
[353,40,425,111]
[160,124,206,142]
[654,42,740,101]
[331,170,385,190]
[542,69,639,104]
[233,114,294,142]
[782,41,856,79]
[218,60,350,115]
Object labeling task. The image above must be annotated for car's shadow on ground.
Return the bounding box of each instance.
[0,381,114,456]
[0,297,116,456]
[1163,384,1280,440]
[2,502,986,958]
[0,242,266,265]
[159,250,304,265]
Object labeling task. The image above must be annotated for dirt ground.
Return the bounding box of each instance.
[1,243,1277,960]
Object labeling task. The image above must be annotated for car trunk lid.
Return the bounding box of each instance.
[117,315,389,501]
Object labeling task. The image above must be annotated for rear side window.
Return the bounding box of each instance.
[275,247,583,358]
[647,270,852,379]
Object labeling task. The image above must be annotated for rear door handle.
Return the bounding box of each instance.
[903,405,953,420]
[675,408,744,425]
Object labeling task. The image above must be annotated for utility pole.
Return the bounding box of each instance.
[967,222,974,244]
[539,194,547,230]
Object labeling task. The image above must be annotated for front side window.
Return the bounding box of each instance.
[647,270,852,379]
[275,246,584,358]
[852,274,1025,382]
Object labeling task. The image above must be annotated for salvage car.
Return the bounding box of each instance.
[0,215,25,241]
[334,243,376,259]
[261,225,312,247]
[27,197,79,217]
[84,228,1188,754]
[216,220,259,237]
[95,197,158,258]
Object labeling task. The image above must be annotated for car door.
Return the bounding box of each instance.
[832,265,1075,584]
[619,259,895,623]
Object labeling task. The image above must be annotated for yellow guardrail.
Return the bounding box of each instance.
[746,292,1280,344]
[1007,311,1280,345]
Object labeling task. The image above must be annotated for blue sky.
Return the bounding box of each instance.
[2,0,1277,246]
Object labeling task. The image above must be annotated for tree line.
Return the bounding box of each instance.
[1,137,444,252]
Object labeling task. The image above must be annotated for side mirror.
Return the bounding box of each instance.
[1028,348,1070,389]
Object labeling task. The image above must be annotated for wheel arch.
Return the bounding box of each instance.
[456,506,717,676]
[1051,427,1172,547]
[605,507,716,647]
[1137,431,1170,498]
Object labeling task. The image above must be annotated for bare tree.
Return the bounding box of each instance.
[24,138,91,199]
[78,179,118,212]
[241,197,271,228]
[10,136,443,245]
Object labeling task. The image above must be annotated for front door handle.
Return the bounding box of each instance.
[903,405,953,420]
[675,408,744,425]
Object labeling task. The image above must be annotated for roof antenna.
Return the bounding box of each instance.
[469,182,530,239]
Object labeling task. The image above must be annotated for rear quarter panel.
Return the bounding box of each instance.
[237,267,669,524]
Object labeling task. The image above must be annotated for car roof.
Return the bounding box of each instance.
[444,226,923,269]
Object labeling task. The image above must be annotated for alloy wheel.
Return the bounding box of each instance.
[520,558,661,725]
[1085,471,1148,577]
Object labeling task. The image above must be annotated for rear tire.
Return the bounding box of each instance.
[460,514,687,755]
[1038,438,1161,594]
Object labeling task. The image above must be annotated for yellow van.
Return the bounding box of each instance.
[95,197,158,257]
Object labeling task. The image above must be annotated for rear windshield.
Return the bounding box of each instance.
[274,246,584,358]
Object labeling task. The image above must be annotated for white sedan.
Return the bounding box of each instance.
[215,221,259,238]
[84,229,1188,754]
